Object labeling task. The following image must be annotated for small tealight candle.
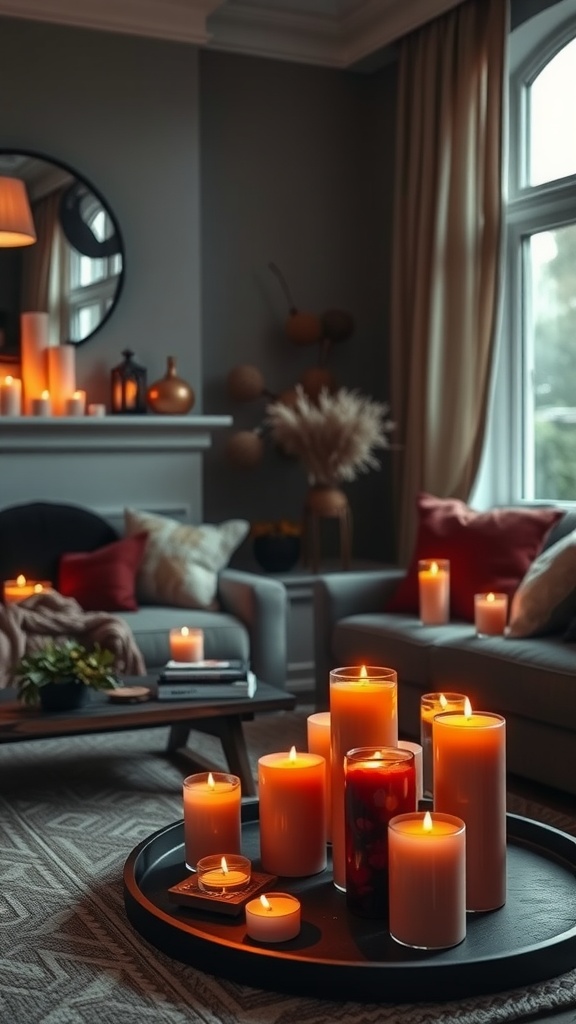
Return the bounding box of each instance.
[182,771,241,871]
[0,375,22,416]
[170,626,204,662]
[64,390,87,416]
[197,854,251,893]
[418,559,450,625]
[388,811,466,949]
[474,592,508,636]
[88,403,106,417]
[31,390,51,416]
[245,892,301,943]
[3,576,52,604]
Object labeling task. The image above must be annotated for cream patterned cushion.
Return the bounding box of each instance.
[507,528,576,637]
[124,508,249,609]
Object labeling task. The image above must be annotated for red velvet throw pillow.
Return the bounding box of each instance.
[58,533,148,612]
[386,494,563,622]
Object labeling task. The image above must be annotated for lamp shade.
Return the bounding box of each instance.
[0,177,36,247]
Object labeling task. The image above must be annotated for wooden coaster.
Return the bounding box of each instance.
[108,686,151,703]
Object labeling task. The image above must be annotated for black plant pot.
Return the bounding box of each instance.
[253,535,301,573]
[39,679,89,713]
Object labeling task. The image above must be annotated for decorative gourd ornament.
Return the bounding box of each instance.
[299,366,336,401]
[226,430,265,468]
[227,364,266,402]
[321,308,355,344]
[268,262,323,347]
[147,356,194,414]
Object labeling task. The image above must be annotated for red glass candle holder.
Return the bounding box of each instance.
[344,746,416,919]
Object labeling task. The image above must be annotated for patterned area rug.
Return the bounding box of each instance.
[1,705,576,1024]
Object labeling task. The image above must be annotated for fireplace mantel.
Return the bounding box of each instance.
[0,414,232,453]
[0,414,233,524]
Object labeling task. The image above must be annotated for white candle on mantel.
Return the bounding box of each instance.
[0,375,22,416]
[474,592,508,636]
[169,627,204,662]
[21,311,50,415]
[30,390,51,416]
[47,344,76,416]
[64,390,86,416]
[88,403,106,417]
[245,892,301,943]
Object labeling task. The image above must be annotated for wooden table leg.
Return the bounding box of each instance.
[165,716,256,797]
[166,722,191,752]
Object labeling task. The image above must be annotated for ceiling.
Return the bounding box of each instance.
[0,0,463,68]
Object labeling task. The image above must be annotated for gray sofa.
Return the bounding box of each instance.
[314,509,576,796]
[0,501,287,690]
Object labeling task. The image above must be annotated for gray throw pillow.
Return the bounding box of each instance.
[507,528,576,637]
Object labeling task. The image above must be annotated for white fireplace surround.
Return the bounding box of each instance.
[0,414,232,526]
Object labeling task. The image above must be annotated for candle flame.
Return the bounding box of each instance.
[220,857,229,875]
[289,745,297,762]
[73,390,82,399]
[423,811,433,833]
[464,697,473,718]
[207,772,215,790]
[5,375,13,385]
[33,584,43,593]
[16,574,26,587]
[180,626,190,636]
[486,592,495,603]
[41,390,49,399]
[430,561,439,575]
[439,693,447,709]
[359,665,367,678]
[260,894,272,911]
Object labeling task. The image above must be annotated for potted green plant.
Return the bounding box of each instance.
[14,639,118,712]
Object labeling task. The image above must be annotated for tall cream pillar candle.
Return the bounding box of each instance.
[47,344,76,416]
[307,711,332,842]
[20,312,49,415]
[433,703,507,912]
[330,665,398,892]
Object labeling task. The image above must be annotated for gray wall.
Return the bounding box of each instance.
[200,51,397,564]
[0,15,397,564]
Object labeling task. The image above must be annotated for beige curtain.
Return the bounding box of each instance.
[391,0,508,563]
[21,187,70,344]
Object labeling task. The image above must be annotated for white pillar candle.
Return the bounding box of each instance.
[182,771,241,871]
[398,739,424,804]
[0,375,22,415]
[433,702,507,912]
[258,747,326,877]
[47,344,76,416]
[245,893,301,942]
[420,692,468,799]
[474,592,508,636]
[21,311,50,414]
[306,711,332,842]
[30,390,51,416]
[388,811,466,949]
[64,390,86,416]
[418,559,450,624]
[330,665,398,892]
[87,403,106,417]
[170,627,204,662]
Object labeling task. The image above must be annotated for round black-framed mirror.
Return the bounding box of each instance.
[0,149,124,360]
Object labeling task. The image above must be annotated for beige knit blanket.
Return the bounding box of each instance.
[0,590,146,689]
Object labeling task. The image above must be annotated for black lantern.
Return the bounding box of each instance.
[111,349,147,414]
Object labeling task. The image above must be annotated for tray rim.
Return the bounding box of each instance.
[123,804,576,1002]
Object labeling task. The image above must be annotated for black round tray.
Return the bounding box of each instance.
[123,803,576,1003]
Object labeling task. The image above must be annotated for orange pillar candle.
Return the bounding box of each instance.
[170,627,204,662]
[398,739,423,804]
[258,747,326,876]
[3,576,52,603]
[418,559,450,624]
[474,592,508,636]
[245,893,301,942]
[182,771,241,870]
[307,710,332,842]
[20,311,50,415]
[47,343,76,416]
[330,665,398,892]
[388,811,466,949]
[433,702,507,912]
[420,692,468,799]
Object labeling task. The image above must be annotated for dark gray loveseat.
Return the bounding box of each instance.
[314,509,576,796]
[0,501,287,689]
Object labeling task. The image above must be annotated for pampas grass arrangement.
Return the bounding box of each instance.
[265,385,395,486]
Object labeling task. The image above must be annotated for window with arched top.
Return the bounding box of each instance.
[476,0,576,508]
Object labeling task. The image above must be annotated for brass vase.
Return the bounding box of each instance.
[147,356,195,414]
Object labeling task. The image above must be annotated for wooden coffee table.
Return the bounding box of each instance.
[0,678,297,797]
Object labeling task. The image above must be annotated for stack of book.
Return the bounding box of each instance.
[156,659,255,701]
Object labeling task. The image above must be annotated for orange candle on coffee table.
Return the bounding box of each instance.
[433,700,506,912]
[330,665,398,892]
[182,771,241,870]
[258,747,326,876]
